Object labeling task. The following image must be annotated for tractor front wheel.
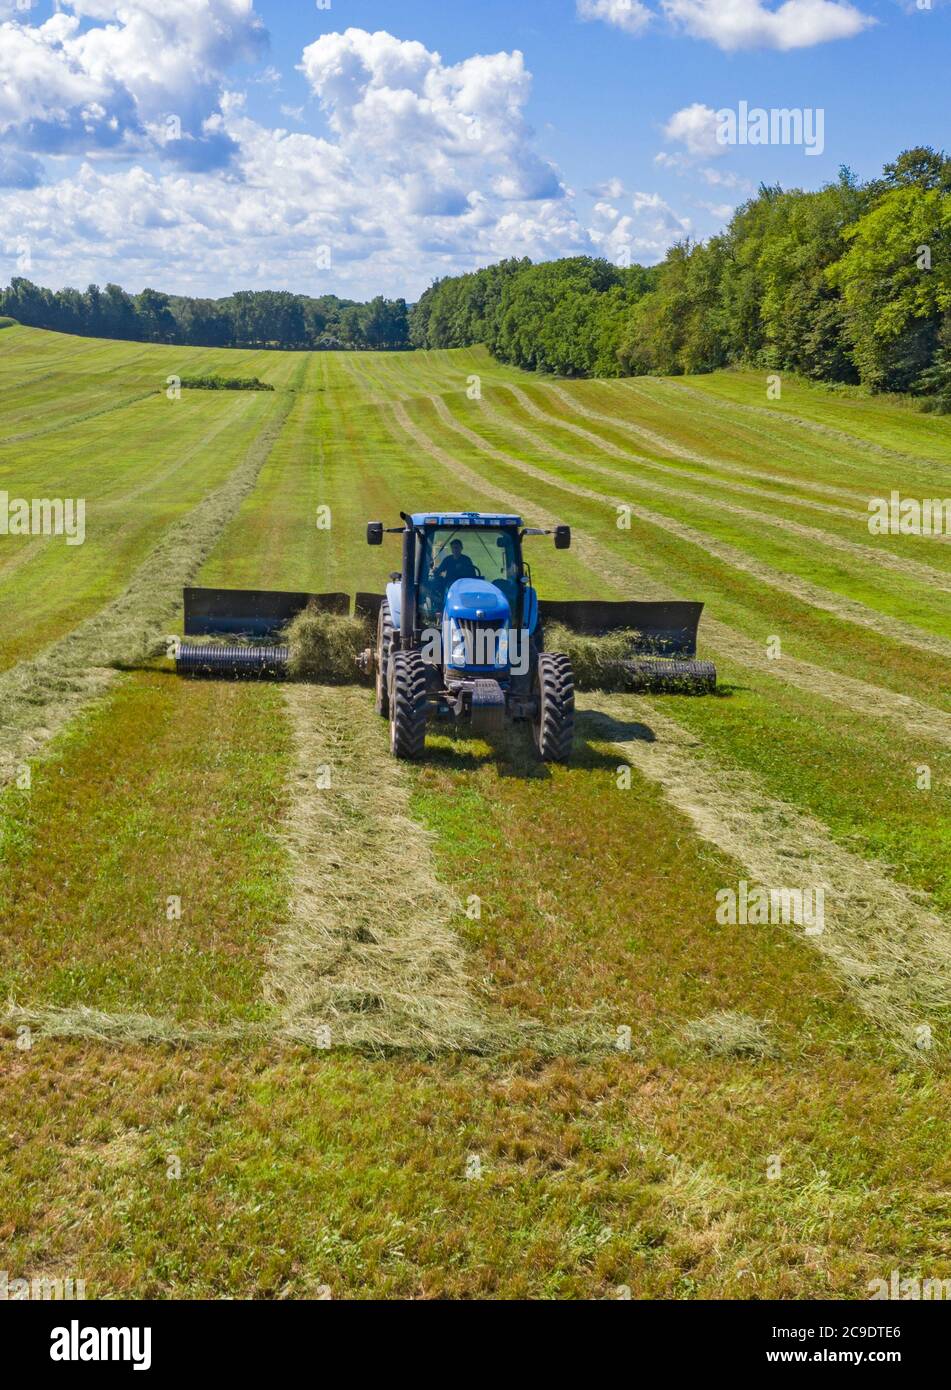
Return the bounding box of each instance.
[532,652,575,762]
[389,650,428,759]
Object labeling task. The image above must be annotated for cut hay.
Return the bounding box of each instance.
[283,606,370,684]
[2,1003,259,1046]
[683,1011,775,1058]
[544,622,710,693]
[265,684,492,1053]
[544,622,642,691]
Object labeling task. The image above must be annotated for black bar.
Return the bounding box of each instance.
[183,588,350,637]
[539,599,705,655]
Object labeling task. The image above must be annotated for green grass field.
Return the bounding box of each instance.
[1,323,950,1298]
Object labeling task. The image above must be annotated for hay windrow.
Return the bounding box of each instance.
[585,694,951,1055]
[683,1011,776,1058]
[0,384,297,788]
[283,606,370,683]
[2,1003,260,1046]
[264,684,490,1052]
[434,392,951,653]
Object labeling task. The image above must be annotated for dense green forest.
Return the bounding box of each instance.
[411,147,951,406]
[0,282,410,351]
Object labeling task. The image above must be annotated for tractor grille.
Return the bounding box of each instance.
[456,618,504,667]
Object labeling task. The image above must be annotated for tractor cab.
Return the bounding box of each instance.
[417,520,524,629]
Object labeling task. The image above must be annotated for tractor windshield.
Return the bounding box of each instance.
[418,526,520,622]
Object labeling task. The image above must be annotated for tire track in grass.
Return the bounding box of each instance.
[390,400,951,749]
[583,694,951,1053]
[429,394,951,663]
[502,386,951,587]
[0,377,300,788]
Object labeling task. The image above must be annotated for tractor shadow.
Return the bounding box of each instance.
[425,718,648,781]
[576,709,658,749]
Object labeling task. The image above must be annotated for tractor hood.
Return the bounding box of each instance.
[444,579,510,623]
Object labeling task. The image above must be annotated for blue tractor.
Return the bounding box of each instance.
[174,511,716,753]
[365,511,576,761]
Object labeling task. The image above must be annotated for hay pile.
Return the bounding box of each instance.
[283,605,370,683]
[544,622,641,691]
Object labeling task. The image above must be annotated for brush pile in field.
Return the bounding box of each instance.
[284,605,369,683]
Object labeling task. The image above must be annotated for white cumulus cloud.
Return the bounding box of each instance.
[0,0,266,169]
[662,0,874,50]
[0,27,605,298]
[662,103,725,159]
[579,0,873,48]
[0,20,698,298]
[577,0,654,35]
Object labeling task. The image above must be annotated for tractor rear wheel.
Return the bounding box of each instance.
[389,650,428,760]
[532,652,575,762]
[375,599,394,717]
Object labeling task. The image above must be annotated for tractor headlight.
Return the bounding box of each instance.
[449,621,468,666]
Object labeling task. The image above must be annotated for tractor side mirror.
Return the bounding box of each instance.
[366,522,383,546]
[554,525,571,550]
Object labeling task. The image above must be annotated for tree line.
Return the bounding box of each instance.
[409,148,950,408]
[0,281,411,351]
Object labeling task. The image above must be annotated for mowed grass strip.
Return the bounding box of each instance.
[484,383,951,594]
[200,355,410,596]
[411,722,868,1059]
[0,328,305,669]
[436,388,951,664]
[265,683,487,1053]
[2,1041,949,1298]
[0,671,290,1024]
[662,369,951,470]
[0,392,268,670]
[0,368,299,789]
[587,695,951,1053]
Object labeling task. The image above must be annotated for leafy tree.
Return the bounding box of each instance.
[827,184,950,390]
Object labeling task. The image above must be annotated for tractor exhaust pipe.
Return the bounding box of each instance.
[400,522,417,650]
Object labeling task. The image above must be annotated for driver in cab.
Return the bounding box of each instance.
[433,538,478,588]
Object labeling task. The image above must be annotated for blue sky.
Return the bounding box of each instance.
[1,0,948,300]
